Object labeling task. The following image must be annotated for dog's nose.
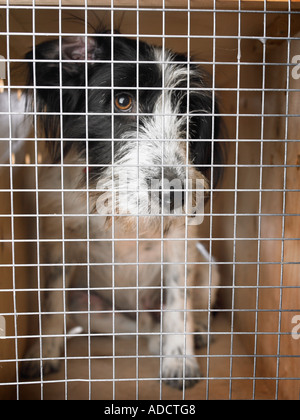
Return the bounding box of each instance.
[147,169,186,213]
[163,168,185,211]
[160,184,185,212]
[151,182,185,213]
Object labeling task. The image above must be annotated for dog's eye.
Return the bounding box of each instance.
[115,94,133,112]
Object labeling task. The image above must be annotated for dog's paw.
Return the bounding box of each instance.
[21,340,61,379]
[162,357,201,390]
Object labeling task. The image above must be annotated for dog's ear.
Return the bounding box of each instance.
[26,36,97,99]
[26,36,98,161]
[60,36,97,61]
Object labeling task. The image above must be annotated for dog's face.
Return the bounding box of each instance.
[27,33,223,226]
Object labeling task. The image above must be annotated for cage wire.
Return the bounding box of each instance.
[0,0,300,401]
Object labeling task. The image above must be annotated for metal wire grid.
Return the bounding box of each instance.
[0,0,299,400]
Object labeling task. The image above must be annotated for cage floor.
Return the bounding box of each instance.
[19,314,274,400]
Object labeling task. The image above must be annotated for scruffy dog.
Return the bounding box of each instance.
[21,31,223,389]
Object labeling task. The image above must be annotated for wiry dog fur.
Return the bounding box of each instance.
[21,31,223,389]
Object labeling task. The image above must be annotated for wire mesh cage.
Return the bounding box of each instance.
[0,0,300,401]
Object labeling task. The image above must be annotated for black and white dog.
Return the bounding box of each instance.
[21,31,223,389]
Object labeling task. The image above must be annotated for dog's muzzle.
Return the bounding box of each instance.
[147,169,187,213]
